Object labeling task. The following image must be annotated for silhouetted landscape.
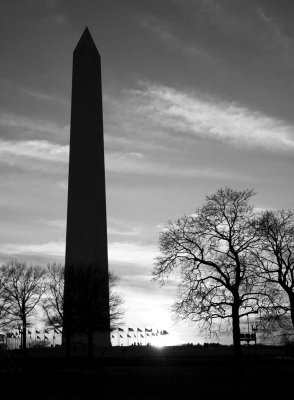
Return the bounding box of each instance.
[1,2,294,399]
[1,345,294,399]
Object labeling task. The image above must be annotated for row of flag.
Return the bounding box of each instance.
[115,327,168,334]
[111,328,168,339]
[6,327,60,339]
[6,327,168,341]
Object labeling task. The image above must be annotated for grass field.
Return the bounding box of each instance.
[1,345,293,400]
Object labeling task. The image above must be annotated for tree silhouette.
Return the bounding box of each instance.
[256,210,294,337]
[108,272,125,328]
[42,262,64,333]
[0,268,10,330]
[153,187,263,361]
[0,261,45,356]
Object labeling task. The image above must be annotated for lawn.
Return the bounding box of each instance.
[1,345,293,400]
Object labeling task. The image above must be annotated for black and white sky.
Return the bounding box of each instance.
[1,0,294,344]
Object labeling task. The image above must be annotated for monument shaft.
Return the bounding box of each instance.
[64,28,110,348]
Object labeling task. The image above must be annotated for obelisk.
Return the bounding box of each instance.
[63,27,110,350]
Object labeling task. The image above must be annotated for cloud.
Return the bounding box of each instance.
[107,217,142,238]
[0,139,68,163]
[108,242,158,266]
[0,110,69,140]
[256,7,273,24]
[139,14,219,63]
[39,217,142,237]
[0,241,65,257]
[106,151,240,179]
[38,219,66,229]
[0,138,242,180]
[126,82,294,152]
[145,0,294,77]
[0,139,68,173]
[0,240,158,267]
[57,181,68,190]
[19,87,69,106]
[2,81,292,180]
[34,0,70,27]
[140,16,175,45]
[108,227,141,237]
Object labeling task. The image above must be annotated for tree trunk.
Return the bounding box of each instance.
[22,318,27,358]
[232,302,242,365]
[289,293,294,330]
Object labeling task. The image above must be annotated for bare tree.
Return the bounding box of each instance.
[257,313,293,344]
[0,268,11,330]
[109,272,125,328]
[42,262,64,333]
[153,187,263,360]
[256,210,294,337]
[0,260,46,355]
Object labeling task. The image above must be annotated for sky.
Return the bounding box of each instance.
[1,0,294,345]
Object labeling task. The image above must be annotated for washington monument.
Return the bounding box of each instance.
[63,27,110,352]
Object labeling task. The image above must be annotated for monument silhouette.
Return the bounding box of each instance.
[63,27,110,352]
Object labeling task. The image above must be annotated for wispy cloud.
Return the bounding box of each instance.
[19,87,69,106]
[36,0,70,27]
[107,217,142,238]
[140,16,175,44]
[0,139,68,163]
[0,110,69,140]
[38,219,66,229]
[126,82,294,152]
[108,227,141,237]
[0,138,243,180]
[2,82,293,180]
[194,0,294,53]
[39,217,142,237]
[142,1,294,75]
[0,240,158,267]
[0,241,66,258]
[139,15,216,61]
[57,181,68,190]
[0,139,68,173]
[109,242,157,266]
[106,151,248,180]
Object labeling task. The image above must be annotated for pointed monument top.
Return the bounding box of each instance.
[74,27,100,55]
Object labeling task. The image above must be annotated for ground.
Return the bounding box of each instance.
[0,346,293,399]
